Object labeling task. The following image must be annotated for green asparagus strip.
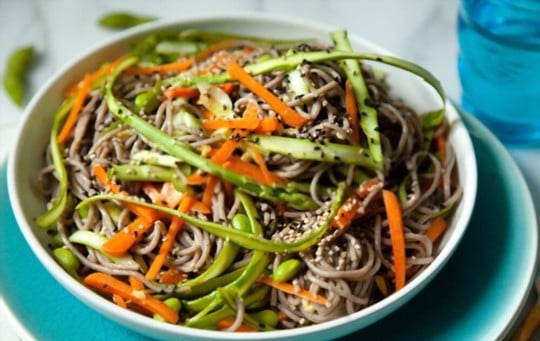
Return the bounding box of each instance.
[105,56,317,210]
[68,230,138,267]
[36,97,74,228]
[177,214,250,289]
[177,267,245,299]
[111,164,186,192]
[249,134,380,170]
[331,30,382,166]
[76,182,346,253]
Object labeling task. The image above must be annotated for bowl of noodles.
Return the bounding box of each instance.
[7,14,476,341]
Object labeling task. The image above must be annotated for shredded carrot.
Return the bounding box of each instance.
[203,101,260,131]
[185,172,206,186]
[84,272,179,323]
[112,294,128,309]
[163,86,200,100]
[249,146,273,184]
[436,134,447,163]
[103,217,155,257]
[216,319,256,332]
[332,178,381,229]
[93,164,121,193]
[227,61,307,128]
[129,276,145,291]
[202,175,217,209]
[223,156,283,185]
[277,310,288,321]
[57,74,92,144]
[424,217,448,242]
[210,129,249,164]
[125,59,193,75]
[257,274,328,305]
[382,190,406,291]
[64,55,126,96]
[254,117,280,133]
[159,268,187,284]
[145,195,195,281]
[345,80,361,145]
[220,82,236,95]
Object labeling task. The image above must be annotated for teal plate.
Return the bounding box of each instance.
[0,111,537,340]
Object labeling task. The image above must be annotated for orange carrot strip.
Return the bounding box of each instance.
[216,319,256,332]
[84,272,179,324]
[146,195,195,281]
[210,129,249,164]
[382,190,406,291]
[103,217,155,257]
[112,294,128,309]
[159,268,187,284]
[424,217,448,242]
[332,178,381,229]
[191,200,211,215]
[125,59,193,75]
[202,175,217,209]
[185,172,207,186]
[223,157,283,185]
[249,146,273,184]
[436,134,447,163]
[93,164,121,193]
[57,74,92,144]
[163,87,200,100]
[345,80,360,145]
[227,61,307,128]
[220,82,236,95]
[257,274,328,305]
[254,117,280,133]
[129,276,145,291]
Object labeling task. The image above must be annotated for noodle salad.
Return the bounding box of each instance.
[36,29,462,331]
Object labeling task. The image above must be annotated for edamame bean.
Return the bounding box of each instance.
[251,309,279,328]
[3,45,35,106]
[134,91,159,113]
[98,12,155,29]
[53,247,80,278]
[153,297,182,322]
[273,258,302,283]
[231,213,251,232]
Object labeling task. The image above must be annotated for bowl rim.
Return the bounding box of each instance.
[7,11,477,340]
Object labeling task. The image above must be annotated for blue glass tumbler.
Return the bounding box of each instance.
[457,0,540,146]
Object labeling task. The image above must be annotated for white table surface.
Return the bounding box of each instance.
[1,0,538,339]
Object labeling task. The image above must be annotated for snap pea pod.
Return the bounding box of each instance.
[98,12,155,29]
[184,193,269,315]
[177,267,245,299]
[249,134,380,170]
[3,45,35,106]
[215,287,274,331]
[331,30,383,167]
[105,56,317,210]
[77,182,345,253]
[36,96,74,228]
[177,213,250,289]
[186,285,270,330]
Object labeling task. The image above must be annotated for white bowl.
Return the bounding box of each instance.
[7,13,477,341]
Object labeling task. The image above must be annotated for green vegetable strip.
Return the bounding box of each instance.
[177,267,245,299]
[36,97,74,228]
[76,182,346,253]
[105,57,317,210]
[111,164,186,192]
[186,286,270,330]
[177,216,248,289]
[331,30,382,166]
[250,134,380,170]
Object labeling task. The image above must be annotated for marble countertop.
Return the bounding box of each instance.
[0,0,538,339]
